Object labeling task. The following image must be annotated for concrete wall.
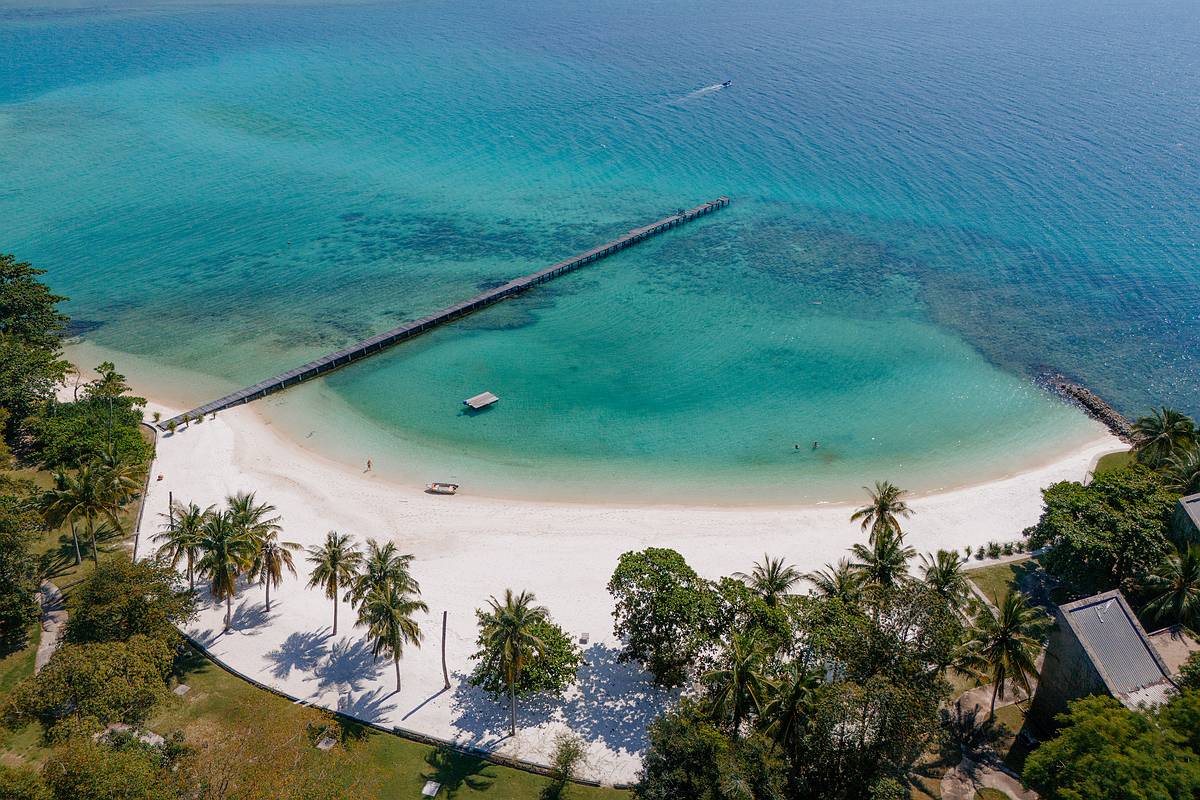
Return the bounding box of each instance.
[1028,609,1108,732]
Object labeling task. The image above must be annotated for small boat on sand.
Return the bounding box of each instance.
[426,482,459,495]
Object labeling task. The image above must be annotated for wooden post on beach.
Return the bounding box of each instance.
[168,491,174,530]
[441,611,450,690]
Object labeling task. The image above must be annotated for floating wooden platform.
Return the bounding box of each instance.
[158,196,730,431]
[463,391,499,410]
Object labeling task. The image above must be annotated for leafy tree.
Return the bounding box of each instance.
[1161,689,1200,755]
[40,464,123,564]
[733,554,802,607]
[24,375,151,470]
[1179,652,1200,692]
[850,528,915,589]
[355,581,426,692]
[1029,464,1178,597]
[920,549,970,610]
[635,698,786,800]
[608,548,717,686]
[64,554,195,646]
[702,633,770,737]
[0,254,68,443]
[955,591,1043,715]
[850,481,912,542]
[305,530,362,635]
[41,736,179,800]
[711,576,795,660]
[225,490,281,542]
[543,732,587,800]
[0,494,42,652]
[6,635,174,737]
[1133,407,1197,467]
[1023,695,1200,800]
[0,763,49,800]
[473,589,552,735]
[196,510,255,632]
[470,614,580,700]
[1140,543,1200,632]
[153,500,212,591]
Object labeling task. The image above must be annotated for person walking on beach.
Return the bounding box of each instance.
[366,458,372,472]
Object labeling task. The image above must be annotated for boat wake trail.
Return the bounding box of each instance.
[672,81,732,104]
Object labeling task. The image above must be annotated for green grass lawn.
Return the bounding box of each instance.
[1093,449,1135,476]
[973,788,1011,800]
[150,646,630,799]
[966,558,1035,608]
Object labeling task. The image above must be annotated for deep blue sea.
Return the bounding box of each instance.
[2,0,1197,500]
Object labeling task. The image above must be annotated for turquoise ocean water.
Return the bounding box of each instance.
[2,0,1197,501]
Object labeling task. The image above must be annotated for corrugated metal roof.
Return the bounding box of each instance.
[1067,595,1171,695]
[1181,494,1200,532]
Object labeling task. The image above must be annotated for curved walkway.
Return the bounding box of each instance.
[35,581,67,673]
[941,757,1037,800]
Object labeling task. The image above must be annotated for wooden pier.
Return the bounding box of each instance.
[158,196,730,430]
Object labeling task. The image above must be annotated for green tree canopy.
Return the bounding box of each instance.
[64,554,195,646]
[0,254,68,444]
[469,616,581,698]
[41,737,180,800]
[0,494,43,652]
[1028,464,1179,597]
[608,548,717,686]
[1023,695,1200,800]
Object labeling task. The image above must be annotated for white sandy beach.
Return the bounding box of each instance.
[132,397,1122,785]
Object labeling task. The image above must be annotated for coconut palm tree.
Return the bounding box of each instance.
[702,633,770,738]
[153,500,212,591]
[251,532,301,613]
[356,581,427,692]
[1166,447,1200,496]
[346,539,419,607]
[306,531,362,636]
[759,661,821,753]
[955,591,1043,716]
[41,464,121,564]
[1133,407,1197,467]
[1141,544,1200,633]
[477,589,549,736]
[850,481,912,542]
[195,510,256,632]
[734,554,802,607]
[804,558,863,604]
[850,528,915,589]
[921,549,971,610]
[226,491,281,542]
[95,443,142,520]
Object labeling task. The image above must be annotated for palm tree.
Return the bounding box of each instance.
[850,528,916,589]
[804,558,863,604]
[702,633,770,738]
[306,531,362,636]
[477,589,549,736]
[759,661,821,753]
[1141,544,1200,633]
[921,549,971,609]
[95,443,141,521]
[251,533,301,613]
[955,591,1043,716]
[1166,447,1200,495]
[734,554,802,607]
[1133,407,1196,467]
[346,539,419,607]
[850,481,912,542]
[226,491,281,542]
[195,510,256,632]
[356,581,427,692]
[41,464,121,563]
[153,500,212,591]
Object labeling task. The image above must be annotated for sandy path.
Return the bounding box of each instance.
[134,399,1121,784]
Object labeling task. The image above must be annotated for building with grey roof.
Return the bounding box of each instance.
[1174,493,1200,541]
[1029,590,1177,731]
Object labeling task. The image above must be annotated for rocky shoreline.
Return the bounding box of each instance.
[1040,373,1135,443]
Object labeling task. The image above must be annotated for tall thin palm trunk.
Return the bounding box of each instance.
[265,578,271,613]
[187,555,194,591]
[87,515,99,563]
[69,521,81,565]
[394,657,401,692]
[333,582,338,635]
[225,595,232,631]
[509,680,517,736]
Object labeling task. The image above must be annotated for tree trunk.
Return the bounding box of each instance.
[441,611,450,690]
[88,517,99,564]
[509,680,517,736]
[395,657,401,693]
[265,579,271,613]
[70,522,81,565]
[187,555,194,592]
[332,591,338,636]
[990,680,1000,717]
[225,595,232,632]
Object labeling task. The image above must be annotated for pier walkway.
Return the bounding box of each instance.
[159,196,729,430]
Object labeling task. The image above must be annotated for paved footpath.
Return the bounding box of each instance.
[941,757,1038,800]
[35,582,67,673]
